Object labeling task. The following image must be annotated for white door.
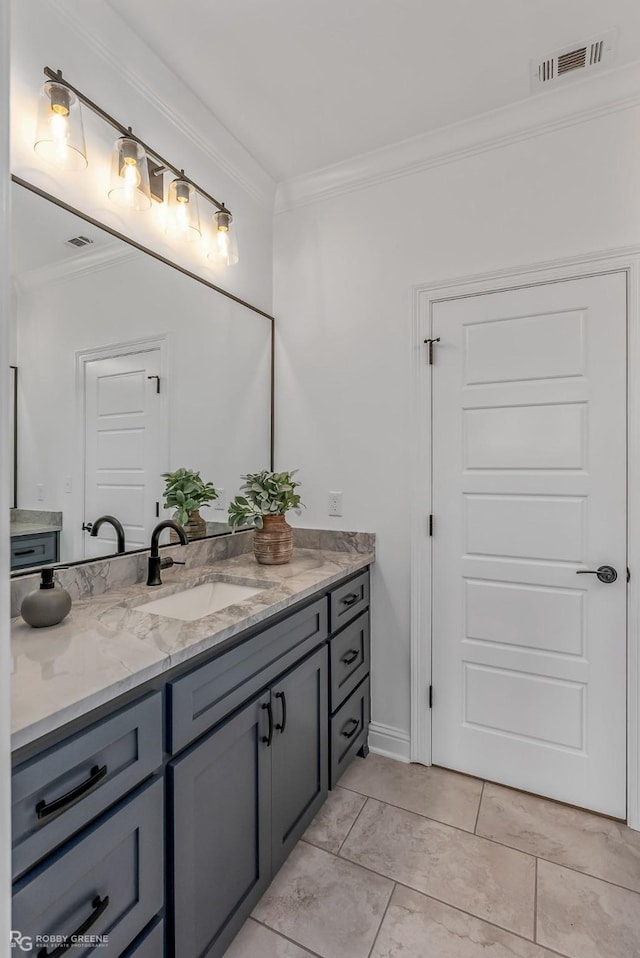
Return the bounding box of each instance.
[83,348,165,558]
[431,273,627,817]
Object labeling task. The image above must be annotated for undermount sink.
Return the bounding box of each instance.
[137,580,265,622]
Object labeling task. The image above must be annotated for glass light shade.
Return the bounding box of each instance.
[34,81,87,171]
[207,210,239,266]
[166,178,201,242]
[108,137,152,211]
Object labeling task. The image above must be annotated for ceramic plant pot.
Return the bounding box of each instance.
[170,510,206,543]
[253,515,294,565]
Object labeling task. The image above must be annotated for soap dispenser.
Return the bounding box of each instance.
[21,567,72,628]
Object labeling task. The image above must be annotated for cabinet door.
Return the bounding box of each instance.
[169,692,271,958]
[271,645,329,873]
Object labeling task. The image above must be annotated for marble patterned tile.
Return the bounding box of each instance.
[537,859,640,958]
[477,782,640,892]
[340,798,535,938]
[224,919,315,958]
[371,885,558,958]
[252,841,393,958]
[339,753,484,831]
[303,786,367,853]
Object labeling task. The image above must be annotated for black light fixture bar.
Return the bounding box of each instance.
[43,66,229,214]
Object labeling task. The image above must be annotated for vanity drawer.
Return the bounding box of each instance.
[330,677,370,787]
[12,692,162,880]
[329,570,369,632]
[168,598,328,754]
[121,918,164,957]
[12,777,164,958]
[10,531,59,571]
[329,611,370,712]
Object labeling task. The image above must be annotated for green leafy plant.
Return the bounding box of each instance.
[228,470,303,530]
[162,468,218,526]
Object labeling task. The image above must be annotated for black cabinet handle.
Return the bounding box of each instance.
[35,764,107,821]
[261,702,273,746]
[341,593,359,607]
[341,649,360,666]
[275,691,287,733]
[341,718,360,739]
[14,548,36,556]
[37,894,109,957]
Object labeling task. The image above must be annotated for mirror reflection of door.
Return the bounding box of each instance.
[82,346,165,559]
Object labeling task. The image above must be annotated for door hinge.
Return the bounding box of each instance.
[155,501,160,518]
[428,515,434,537]
[423,337,440,365]
[628,567,631,583]
[428,685,433,709]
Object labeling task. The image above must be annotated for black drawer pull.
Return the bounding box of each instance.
[341,649,360,666]
[341,592,360,607]
[341,718,360,739]
[261,702,274,747]
[35,764,107,821]
[37,894,109,957]
[14,548,36,556]
[275,691,287,733]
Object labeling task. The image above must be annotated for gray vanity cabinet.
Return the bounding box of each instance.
[170,691,272,958]
[170,644,328,958]
[271,645,328,872]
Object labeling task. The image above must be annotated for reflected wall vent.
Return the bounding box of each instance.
[531,30,616,90]
[65,235,94,248]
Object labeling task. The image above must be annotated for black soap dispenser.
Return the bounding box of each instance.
[21,567,72,628]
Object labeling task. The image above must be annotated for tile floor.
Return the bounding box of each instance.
[223,753,640,958]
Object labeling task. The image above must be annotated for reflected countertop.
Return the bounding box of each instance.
[11,547,374,752]
[10,509,62,537]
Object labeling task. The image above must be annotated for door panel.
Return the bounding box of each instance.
[431,273,627,817]
[84,349,164,557]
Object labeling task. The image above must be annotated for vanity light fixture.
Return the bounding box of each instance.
[33,67,238,263]
[108,136,152,211]
[166,175,201,242]
[34,80,87,171]
[207,209,239,266]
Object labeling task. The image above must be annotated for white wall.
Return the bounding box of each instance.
[1,0,13,941]
[274,104,640,749]
[10,0,275,314]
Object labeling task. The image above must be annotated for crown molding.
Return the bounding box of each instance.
[14,243,138,292]
[49,0,276,211]
[276,60,640,213]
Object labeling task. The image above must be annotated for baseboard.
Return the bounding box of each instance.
[368,722,411,763]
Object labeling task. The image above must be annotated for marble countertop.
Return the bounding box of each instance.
[11,547,374,752]
[10,521,62,536]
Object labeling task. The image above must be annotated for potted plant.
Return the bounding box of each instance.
[228,470,303,564]
[162,467,218,541]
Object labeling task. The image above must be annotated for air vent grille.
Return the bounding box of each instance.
[532,30,616,90]
[66,235,94,248]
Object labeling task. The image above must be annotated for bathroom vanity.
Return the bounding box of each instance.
[10,539,373,957]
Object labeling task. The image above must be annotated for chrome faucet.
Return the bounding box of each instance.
[146,520,188,587]
[88,515,126,554]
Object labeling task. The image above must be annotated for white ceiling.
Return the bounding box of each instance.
[106,0,640,182]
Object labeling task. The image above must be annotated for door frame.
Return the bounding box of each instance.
[410,245,640,830]
[75,335,170,560]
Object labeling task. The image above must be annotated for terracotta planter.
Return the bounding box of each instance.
[254,515,294,565]
[170,510,206,542]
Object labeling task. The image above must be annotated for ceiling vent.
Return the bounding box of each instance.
[65,235,94,249]
[532,30,616,90]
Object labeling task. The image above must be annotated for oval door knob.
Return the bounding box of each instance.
[576,565,618,584]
